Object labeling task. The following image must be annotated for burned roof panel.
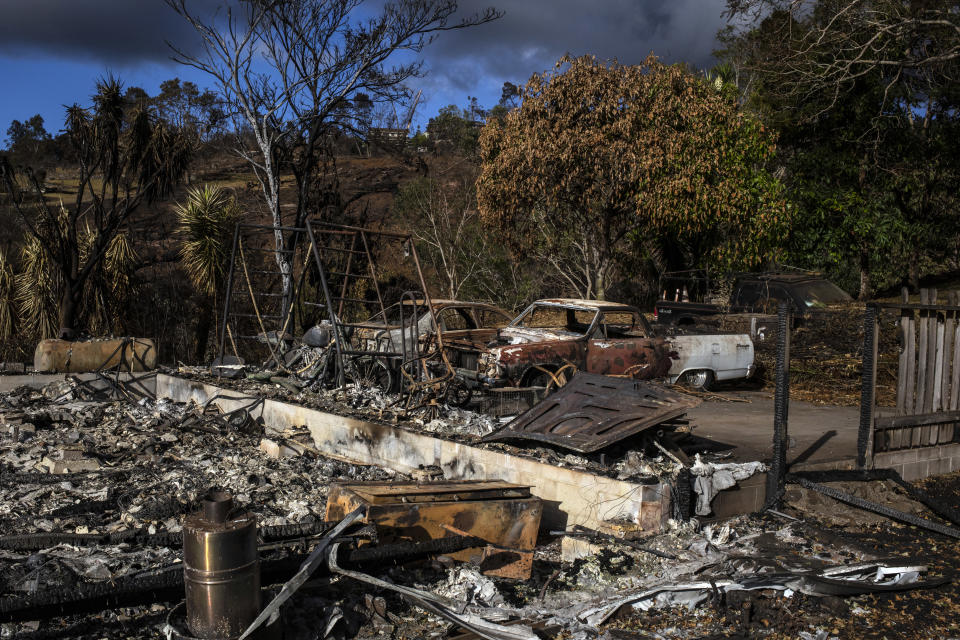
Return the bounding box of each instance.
[533,298,639,312]
[482,373,700,453]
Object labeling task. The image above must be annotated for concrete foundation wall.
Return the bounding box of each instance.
[873,443,960,481]
[156,374,671,532]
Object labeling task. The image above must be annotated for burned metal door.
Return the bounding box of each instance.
[586,311,663,379]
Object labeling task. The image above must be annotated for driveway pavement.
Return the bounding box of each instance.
[685,390,860,465]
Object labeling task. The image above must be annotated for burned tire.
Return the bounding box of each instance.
[443,379,473,408]
[523,365,571,393]
[683,369,714,391]
[347,357,394,393]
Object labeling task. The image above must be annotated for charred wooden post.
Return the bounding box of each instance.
[765,300,791,509]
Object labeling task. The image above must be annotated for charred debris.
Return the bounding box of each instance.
[1,228,959,639]
[2,378,957,640]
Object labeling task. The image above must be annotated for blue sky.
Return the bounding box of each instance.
[0,0,730,142]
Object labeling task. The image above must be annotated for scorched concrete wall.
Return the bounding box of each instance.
[156,374,671,533]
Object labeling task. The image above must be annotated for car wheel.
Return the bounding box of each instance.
[444,378,473,408]
[683,369,714,391]
[348,357,394,393]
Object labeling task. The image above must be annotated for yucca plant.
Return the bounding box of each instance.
[177,184,241,295]
[82,226,139,335]
[0,249,16,347]
[177,184,241,360]
[1,77,192,338]
[16,236,59,340]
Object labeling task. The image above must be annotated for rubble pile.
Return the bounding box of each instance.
[0,380,394,638]
[1,376,958,638]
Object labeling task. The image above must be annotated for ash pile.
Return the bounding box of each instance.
[1,380,958,639]
[0,379,389,638]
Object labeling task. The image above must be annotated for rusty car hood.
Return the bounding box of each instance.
[483,372,700,453]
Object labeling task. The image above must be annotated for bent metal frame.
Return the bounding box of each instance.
[217,221,455,408]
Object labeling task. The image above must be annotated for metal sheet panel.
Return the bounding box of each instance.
[325,481,542,579]
[482,373,700,453]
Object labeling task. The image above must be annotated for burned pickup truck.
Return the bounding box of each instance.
[476,299,673,388]
[476,298,754,391]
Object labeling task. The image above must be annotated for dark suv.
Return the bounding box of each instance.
[654,273,852,325]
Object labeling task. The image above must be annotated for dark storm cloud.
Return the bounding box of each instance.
[0,0,222,64]
[0,0,730,95]
[423,0,730,93]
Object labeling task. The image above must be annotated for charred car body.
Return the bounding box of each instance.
[477,299,674,388]
[476,298,755,391]
[353,299,513,393]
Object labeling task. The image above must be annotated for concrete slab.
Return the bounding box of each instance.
[155,374,672,533]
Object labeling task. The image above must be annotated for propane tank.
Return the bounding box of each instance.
[183,490,261,639]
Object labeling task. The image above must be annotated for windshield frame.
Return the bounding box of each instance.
[791,280,853,307]
[509,303,600,338]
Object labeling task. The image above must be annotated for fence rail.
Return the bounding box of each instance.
[869,288,960,454]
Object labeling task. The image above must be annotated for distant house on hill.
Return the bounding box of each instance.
[368,127,407,146]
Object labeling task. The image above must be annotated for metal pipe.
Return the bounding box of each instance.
[218,223,241,364]
[858,303,879,468]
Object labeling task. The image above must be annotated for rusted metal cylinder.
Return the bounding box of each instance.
[183,490,261,639]
[33,338,157,372]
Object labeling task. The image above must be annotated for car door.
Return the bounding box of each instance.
[585,310,662,378]
[732,282,761,312]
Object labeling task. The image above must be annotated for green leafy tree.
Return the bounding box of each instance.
[498,81,521,109]
[5,115,51,156]
[477,55,788,300]
[722,0,960,118]
[719,1,960,297]
[155,78,225,145]
[426,104,482,155]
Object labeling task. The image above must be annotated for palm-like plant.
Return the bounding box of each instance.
[16,236,59,340]
[177,184,240,294]
[177,184,241,360]
[0,249,16,346]
[83,227,139,335]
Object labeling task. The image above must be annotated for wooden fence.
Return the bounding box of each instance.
[869,288,960,454]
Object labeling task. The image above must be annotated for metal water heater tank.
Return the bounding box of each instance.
[183,490,261,639]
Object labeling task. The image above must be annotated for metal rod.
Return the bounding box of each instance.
[408,239,451,382]
[359,230,386,320]
[237,223,305,233]
[306,221,346,387]
[218,223,241,366]
[309,220,413,240]
[765,300,791,510]
[337,232,358,318]
[858,304,879,467]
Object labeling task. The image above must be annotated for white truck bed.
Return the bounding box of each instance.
[665,332,755,388]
